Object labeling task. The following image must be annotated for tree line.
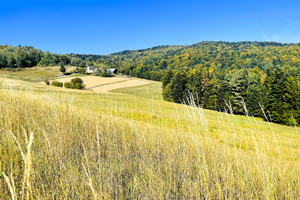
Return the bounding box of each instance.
[0,45,42,68]
[0,45,86,69]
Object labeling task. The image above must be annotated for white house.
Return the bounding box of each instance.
[86,66,97,74]
[106,68,118,74]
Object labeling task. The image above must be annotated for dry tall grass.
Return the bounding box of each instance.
[0,78,299,199]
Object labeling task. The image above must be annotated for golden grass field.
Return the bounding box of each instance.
[0,68,299,199]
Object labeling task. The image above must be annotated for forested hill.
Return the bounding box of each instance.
[102,41,300,80]
[100,41,300,126]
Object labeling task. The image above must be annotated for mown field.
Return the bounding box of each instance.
[0,69,299,199]
[55,75,150,93]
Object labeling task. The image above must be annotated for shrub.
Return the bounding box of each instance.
[51,81,63,87]
[64,78,85,90]
[64,82,73,88]
[71,78,83,85]
[44,79,50,85]
[74,82,84,89]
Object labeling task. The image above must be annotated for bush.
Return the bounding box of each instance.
[71,78,83,85]
[51,81,63,87]
[64,78,85,90]
[64,82,73,88]
[74,82,84,89]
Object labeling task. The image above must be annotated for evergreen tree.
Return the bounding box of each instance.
[205,77,222,110]
[245,74,264,117]
[162,70,173,89]
[283,75,300,125]
[264,67,288,124]
[231,70,248,114]
[186,69,202,105]
[219,74,233,110]
[162,83,173,102]
[169,71,187,103]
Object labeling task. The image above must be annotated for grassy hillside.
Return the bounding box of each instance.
[0,76,299,199]
[0,66,76,82]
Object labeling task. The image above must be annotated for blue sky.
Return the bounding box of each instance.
[1,0,300,54]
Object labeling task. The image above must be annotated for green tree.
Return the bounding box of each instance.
[168,71,187,103]
[231,70,248,114]
[282,75,300,125]
[59,55,70,66]
[264,67,288,124]
[162,70,173,89]
[60,64,66,74]
[71,78,85,89]
[162,83,173,101]
[0,55,8,68]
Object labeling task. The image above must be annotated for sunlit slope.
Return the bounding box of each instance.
[0,66,76,82]
[0,77,299,199]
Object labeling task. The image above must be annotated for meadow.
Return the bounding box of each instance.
[0,71,299,199]
[0,66,76,82]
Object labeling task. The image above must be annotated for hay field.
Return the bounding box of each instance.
[0,77,299,199]
[56,75,150,92]
[92,79,150,92]
[55,76,127,88]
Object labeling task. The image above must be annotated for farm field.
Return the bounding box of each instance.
[56,75,150,92]
[0,74,299,199]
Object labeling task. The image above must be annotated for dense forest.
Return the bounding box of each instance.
[1,42,299,125]
[0,45,43,68]
[0,45,86,68]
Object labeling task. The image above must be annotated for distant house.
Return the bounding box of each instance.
[106,68,118,74]
[86,66,97,73]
